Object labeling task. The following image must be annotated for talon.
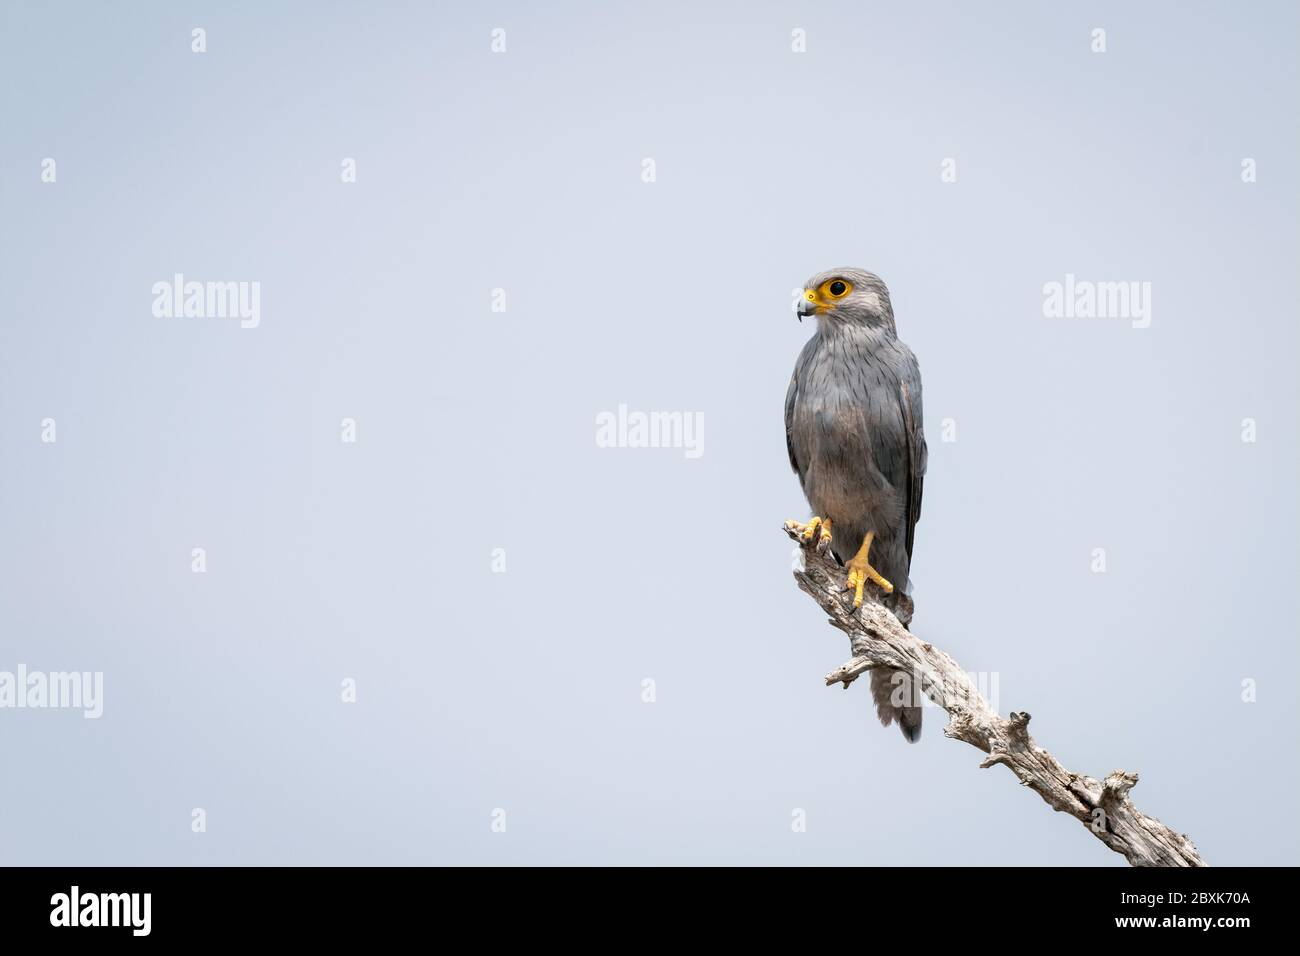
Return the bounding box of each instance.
[785,516,833,550]
[816,520,832,552]
[844,531,893,609]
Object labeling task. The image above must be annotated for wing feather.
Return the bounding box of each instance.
[898,371,927,561]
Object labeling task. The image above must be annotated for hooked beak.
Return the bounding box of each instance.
[796,289,819,321]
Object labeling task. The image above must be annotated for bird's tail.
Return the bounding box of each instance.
[869,668,923,743]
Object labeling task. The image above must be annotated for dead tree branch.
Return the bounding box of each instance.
[785,524,1206,867]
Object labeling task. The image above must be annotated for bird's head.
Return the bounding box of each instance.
[796,267,895,334]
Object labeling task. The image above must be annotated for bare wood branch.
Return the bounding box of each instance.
[786,524,1207,867]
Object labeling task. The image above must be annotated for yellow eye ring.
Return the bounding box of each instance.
[824,279,852,298]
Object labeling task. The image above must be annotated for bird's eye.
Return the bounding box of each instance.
[829,280,849,297]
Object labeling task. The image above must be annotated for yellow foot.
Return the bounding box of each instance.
[784,516,833,552]
[845,531,893,608]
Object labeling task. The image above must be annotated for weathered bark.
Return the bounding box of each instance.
[787,524,1206,867]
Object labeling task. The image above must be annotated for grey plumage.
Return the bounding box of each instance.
[785,268,928,742]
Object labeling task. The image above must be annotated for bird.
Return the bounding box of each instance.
[784,267,928,742]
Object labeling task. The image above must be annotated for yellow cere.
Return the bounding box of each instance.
[804,278,854,313]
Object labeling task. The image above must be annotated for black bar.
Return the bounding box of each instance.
[0,866,1281,942]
